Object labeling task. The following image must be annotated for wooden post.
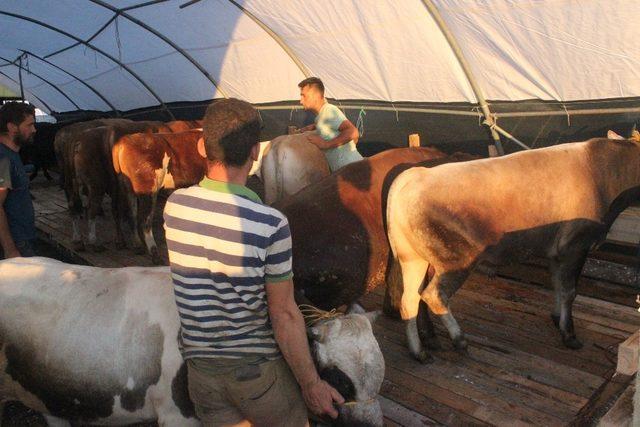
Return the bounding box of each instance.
[287,125,297,135]
[616,329,640,375]
[408,133,420,148]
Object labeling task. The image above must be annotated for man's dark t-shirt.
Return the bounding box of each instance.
[0,144,36,243]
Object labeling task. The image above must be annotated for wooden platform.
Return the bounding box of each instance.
[29,177,639,426]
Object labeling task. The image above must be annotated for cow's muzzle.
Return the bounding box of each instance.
[335,398,383,427]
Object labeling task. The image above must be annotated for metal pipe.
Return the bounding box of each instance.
[20,50,119,115]
[0,55,80,110]
[226,0,311,78]
[0,70,53,112]
[88,0,229,98]
[483,120,530,150]
[420,0,503,156]
[0,10,175,120]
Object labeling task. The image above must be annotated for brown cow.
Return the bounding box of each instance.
[164,120,203,133]
[386,133,640,363]
[61,120,172,251]
[112,130,205,264]
[275,147,474,313]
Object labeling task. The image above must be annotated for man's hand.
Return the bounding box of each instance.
[306,133,326,149]
[301,377,345,419]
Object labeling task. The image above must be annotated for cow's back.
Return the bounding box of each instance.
[0,258,193,425]
[276,147,450,308]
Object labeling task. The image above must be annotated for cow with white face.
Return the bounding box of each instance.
[0,257,384,426]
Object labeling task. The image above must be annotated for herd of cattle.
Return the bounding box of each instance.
[1,116,639,426]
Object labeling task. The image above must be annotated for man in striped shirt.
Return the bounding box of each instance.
[164,98,343,426]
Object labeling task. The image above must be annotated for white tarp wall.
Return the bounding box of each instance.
[0,0,638,114]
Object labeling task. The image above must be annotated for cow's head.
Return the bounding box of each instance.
[307,310,385,427]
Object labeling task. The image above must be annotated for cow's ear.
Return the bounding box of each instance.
[363,310,381,326]
[608,130,625,140]
[631,130,640,143]
[197,137,207,159]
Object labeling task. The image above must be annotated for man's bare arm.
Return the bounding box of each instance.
[266,278,344,418]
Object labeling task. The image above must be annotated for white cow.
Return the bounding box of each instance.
[0,257,384,426]
[259,133,331,205]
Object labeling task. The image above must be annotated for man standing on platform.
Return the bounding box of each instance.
[0,102,36,258]
[297,77,362,172]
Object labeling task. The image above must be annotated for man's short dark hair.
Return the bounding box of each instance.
[298,77,324,96]
[202,98,261,167]
[0,102,35,133]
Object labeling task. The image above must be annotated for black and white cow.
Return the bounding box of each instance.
[0,257,384,426]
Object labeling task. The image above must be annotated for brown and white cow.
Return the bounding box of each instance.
[60,121,172,251]
[0,257,384,427]
[275,148,474,313]
[164,120,203,133]
[386,133,640,362]
[260,132,331,205]
[112,130,205,264]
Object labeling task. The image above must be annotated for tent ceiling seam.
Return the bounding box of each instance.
[0,10,175,120]
[419,0,504,155]
[225,0,311,79]
[19,49,119,115]
[88,0,229,98]
[0,56,79,109]
[0,70,52,112]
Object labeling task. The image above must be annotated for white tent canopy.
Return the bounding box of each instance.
[0,0,638,116]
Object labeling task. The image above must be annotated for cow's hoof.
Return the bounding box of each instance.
[88,244,106,253]
[551,314,560,328]
[563,336,583,350]
[72,241,85,252]
[414,350,434,364]
[453,337,468,353]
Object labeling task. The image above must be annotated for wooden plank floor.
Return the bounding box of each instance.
[29,177,640,426]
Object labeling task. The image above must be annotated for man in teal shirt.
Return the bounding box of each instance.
[297,77,362,172]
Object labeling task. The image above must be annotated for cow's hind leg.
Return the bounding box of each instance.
[422,270,469,352]
[397,259,432,363]
[138,193,162,265]
[550,251,587,350]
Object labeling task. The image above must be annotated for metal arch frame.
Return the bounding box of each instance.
[19,50,120,115]
[225,0,311,79]
[0,10,175,120]
[87,0,229,98]
[419,0,505,156]
[0,55,80,110]
[0,70,53,112]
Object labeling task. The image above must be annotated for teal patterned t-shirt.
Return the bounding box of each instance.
[314,102,363,172]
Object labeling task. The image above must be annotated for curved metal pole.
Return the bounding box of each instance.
[226,0,311,78]
[19,50,119,115]
[0,56,80,110]
[88,0,229,98]
[420,0,504,156]
[0,10,175,120]
[0,70,53,112]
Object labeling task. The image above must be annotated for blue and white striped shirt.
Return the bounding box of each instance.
[163,177,292,360]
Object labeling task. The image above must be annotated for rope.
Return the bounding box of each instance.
[298,304,341,327]
[355,107,366,138]
[341,398,377,407]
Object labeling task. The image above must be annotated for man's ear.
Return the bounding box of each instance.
[197,137,207,159]
[250,142,260,162]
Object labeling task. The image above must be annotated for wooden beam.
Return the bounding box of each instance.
[408,133,420,147]
[617,329,640,375]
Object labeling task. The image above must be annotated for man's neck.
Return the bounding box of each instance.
[205,161,250,186]
[0,134,19,152]
[311,99,327,115]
